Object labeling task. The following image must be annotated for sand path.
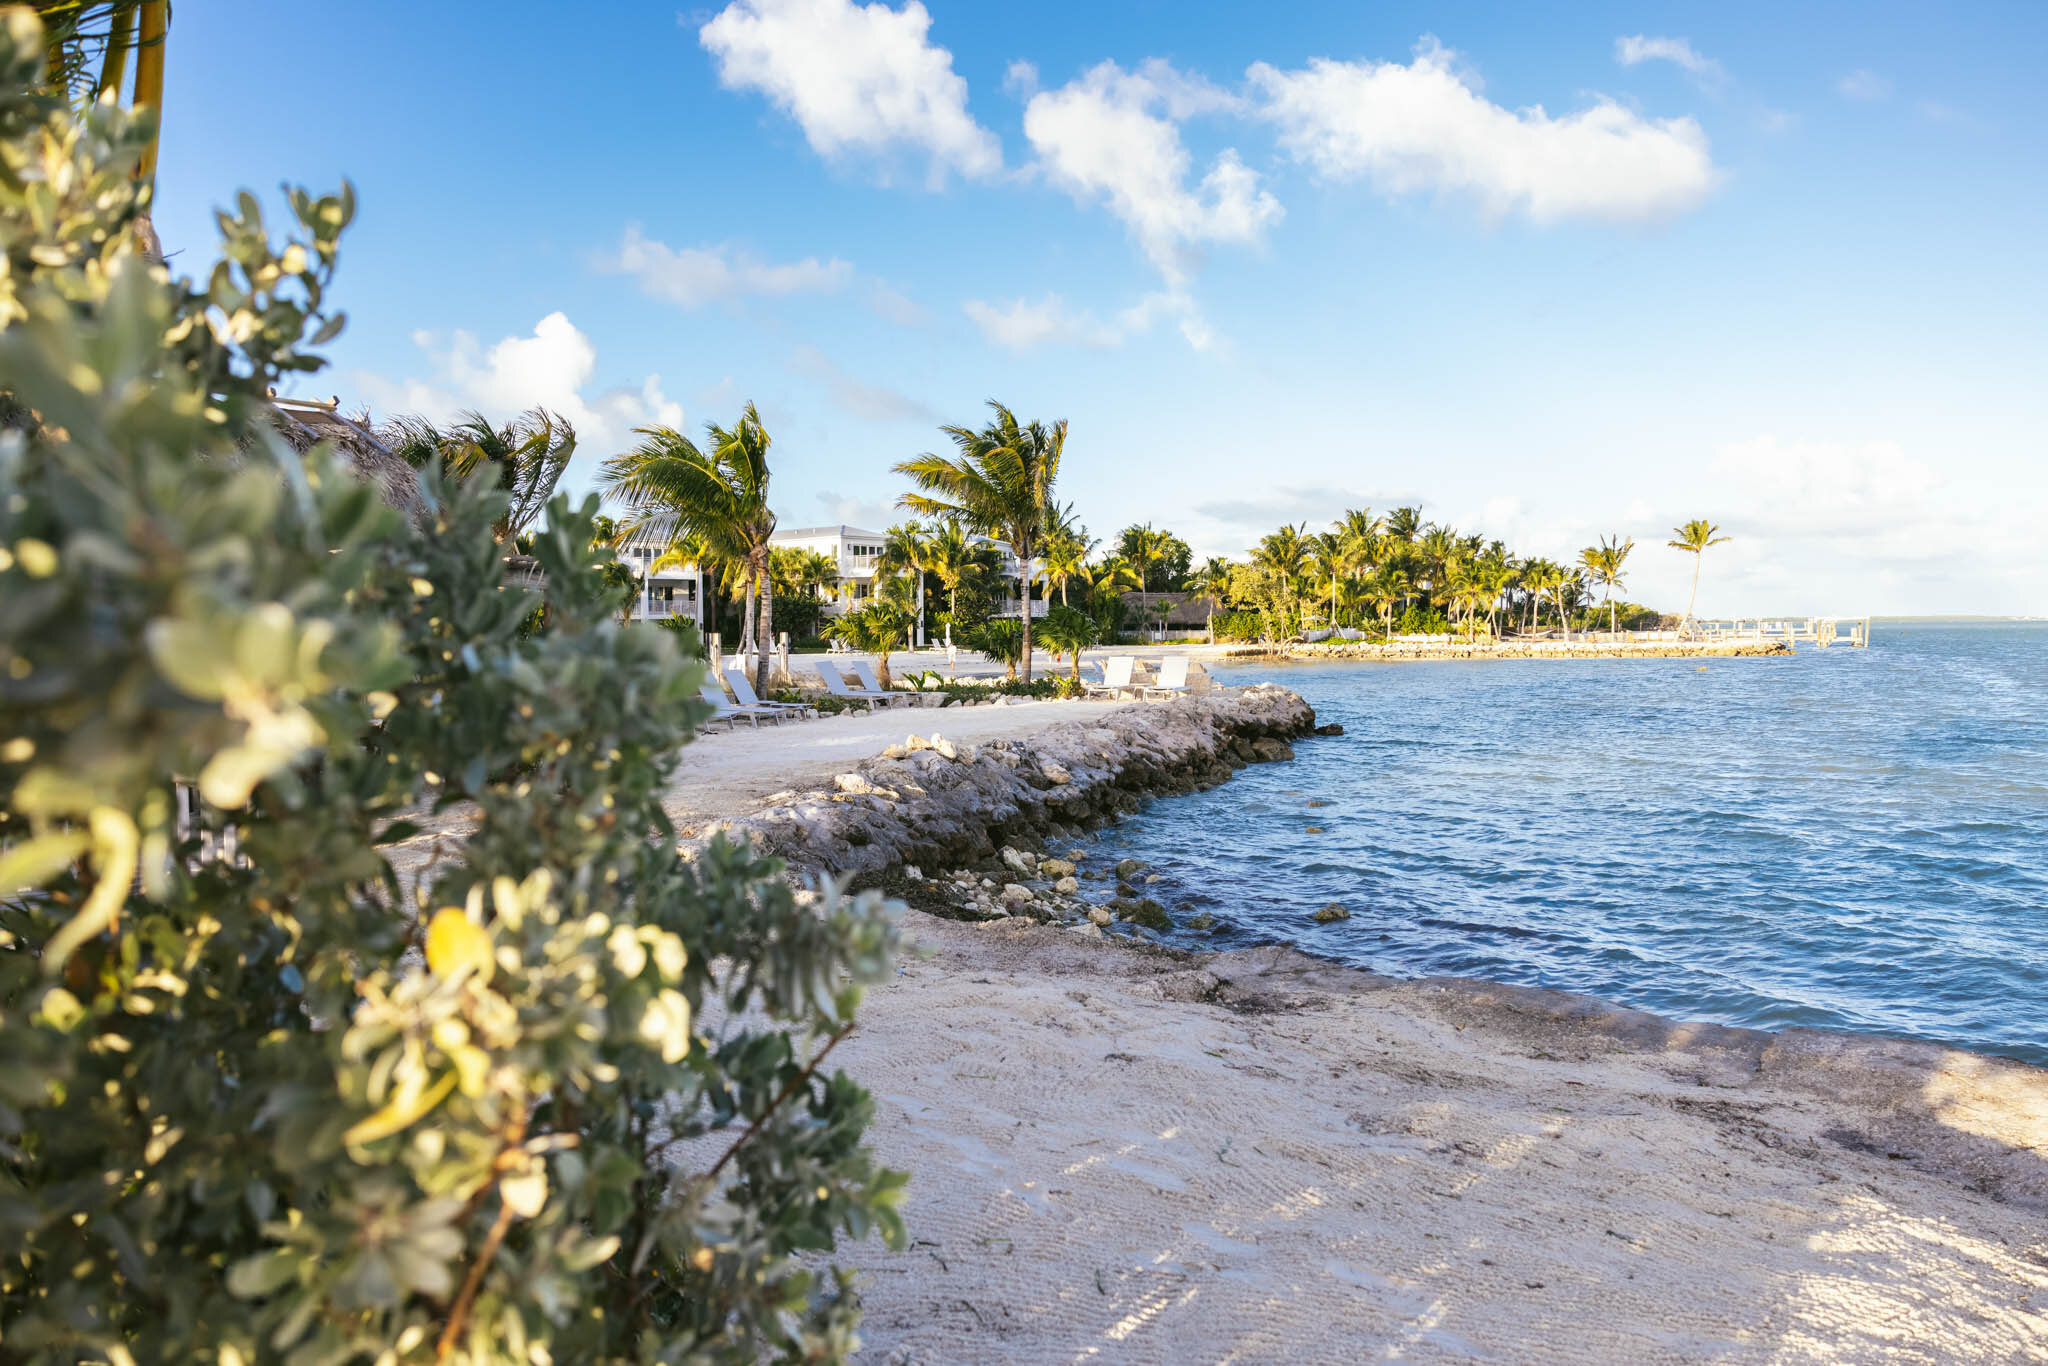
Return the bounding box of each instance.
[660,697,1131,831]
[830,913,2048,1364]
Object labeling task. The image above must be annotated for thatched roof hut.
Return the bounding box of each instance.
[268,394,423,521]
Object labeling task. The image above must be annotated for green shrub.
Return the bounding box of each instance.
[967,618,1024,679]
[0,20,902,1363]
[1209,610,1267,643]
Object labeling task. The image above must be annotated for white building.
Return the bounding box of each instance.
[770,524,886,611]
[615,521,1044,637]
[618,526,705,627]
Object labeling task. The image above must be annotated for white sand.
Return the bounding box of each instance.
[661,697,1132,832]
[830,915,2048,1364]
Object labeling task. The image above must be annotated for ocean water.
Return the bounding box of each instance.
[1115,623,2048,1065]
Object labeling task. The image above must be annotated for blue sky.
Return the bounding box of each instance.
[155,2,2046,615]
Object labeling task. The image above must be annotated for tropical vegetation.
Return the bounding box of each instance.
[0,24,905,1362]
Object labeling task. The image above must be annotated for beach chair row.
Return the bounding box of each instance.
[700,653,1194,730]
[1085,654,1190,699]
[698,658,913,728]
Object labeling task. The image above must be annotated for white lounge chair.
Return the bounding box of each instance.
[1139,655,1190,699]
[698,679,784,728]
[814,660,911,711]
[847,659,913,706]
[1086,656,1136,697]
[724,667,817,719]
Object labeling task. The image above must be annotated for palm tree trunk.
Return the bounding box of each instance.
[753,549,774,696]
[1018,557,1034,682]
[1684,554,1703,634]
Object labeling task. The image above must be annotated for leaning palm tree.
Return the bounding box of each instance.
[1668,519,1731,635]
[603,402,778,696]
[385,408,576,543]
[1579,535,1634,636]
[896,400,1065,682]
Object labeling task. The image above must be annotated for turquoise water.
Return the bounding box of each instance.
[1119,624,2048,1065]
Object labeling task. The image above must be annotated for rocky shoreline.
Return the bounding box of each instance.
[1230,639,1794,661]
[701,684,1327,928]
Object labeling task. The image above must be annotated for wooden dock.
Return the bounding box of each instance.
[1692,617,1870,649]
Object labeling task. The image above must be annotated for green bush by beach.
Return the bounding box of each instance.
[0,21,904,1360]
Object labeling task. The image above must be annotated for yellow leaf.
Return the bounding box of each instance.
[425,909,492,983]
[343,1070,457,1148]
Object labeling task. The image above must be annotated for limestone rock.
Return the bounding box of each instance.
[1087,905,1114,927]
[1054,875,1080,895]
[1117,898,1171,930]
[1039,858,1077,879]
[1251,737,1295,763]
[1001,847,1038,877]
[1312,903,1351,923]
[1114,858,1145,879]
[1042,762,1073,785]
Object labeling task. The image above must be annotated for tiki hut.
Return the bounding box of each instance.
[267,394,423,522]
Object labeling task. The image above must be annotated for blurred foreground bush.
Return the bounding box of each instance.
[0,12,902,1362]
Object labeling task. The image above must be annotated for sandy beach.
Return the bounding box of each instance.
[830,913,2048,1364]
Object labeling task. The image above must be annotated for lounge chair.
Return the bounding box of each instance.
[724,667,817,720]
[698,679,785,728]
[1139,655,1190,699]
[814,660,912,711]
[847,659,913,705]
[1086,656,1136,697]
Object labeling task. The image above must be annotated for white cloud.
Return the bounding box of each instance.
[963,289,1212,352]
[352,312,683,466]
[1022,59,1282,286]
[1614,35,1723,81]
[599,224,852,308]
[1692,435,2043,612]
[1250,39,1717,224]
[789,343,936,422]
[867,279,929,326]
[1836,69,1891,101]
[698,0,1000,185]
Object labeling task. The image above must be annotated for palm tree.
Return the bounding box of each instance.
[1384,505,1423,543]
[385,408,576,543]
[824,603,911,688]
[1520,559,1561,634]
[896,400,1066,682]
[1668,519,1731,635]
[1308,531,1348,629]
[1036,524,1093,608]
[1037,606,1100,683]
[1120,524,1174,640]
[874,522,929,641]
[1416,525,1460,613]
[34,3,170,259]
[1363,566,1408,637]
[1579,535,1634,636]
[1252,523,1309,627]
[1553,568,1587,640]
[603,402,778,696]
[1192,556,1233,642]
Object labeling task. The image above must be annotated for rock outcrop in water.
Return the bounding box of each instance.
[700,684,1317,882]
